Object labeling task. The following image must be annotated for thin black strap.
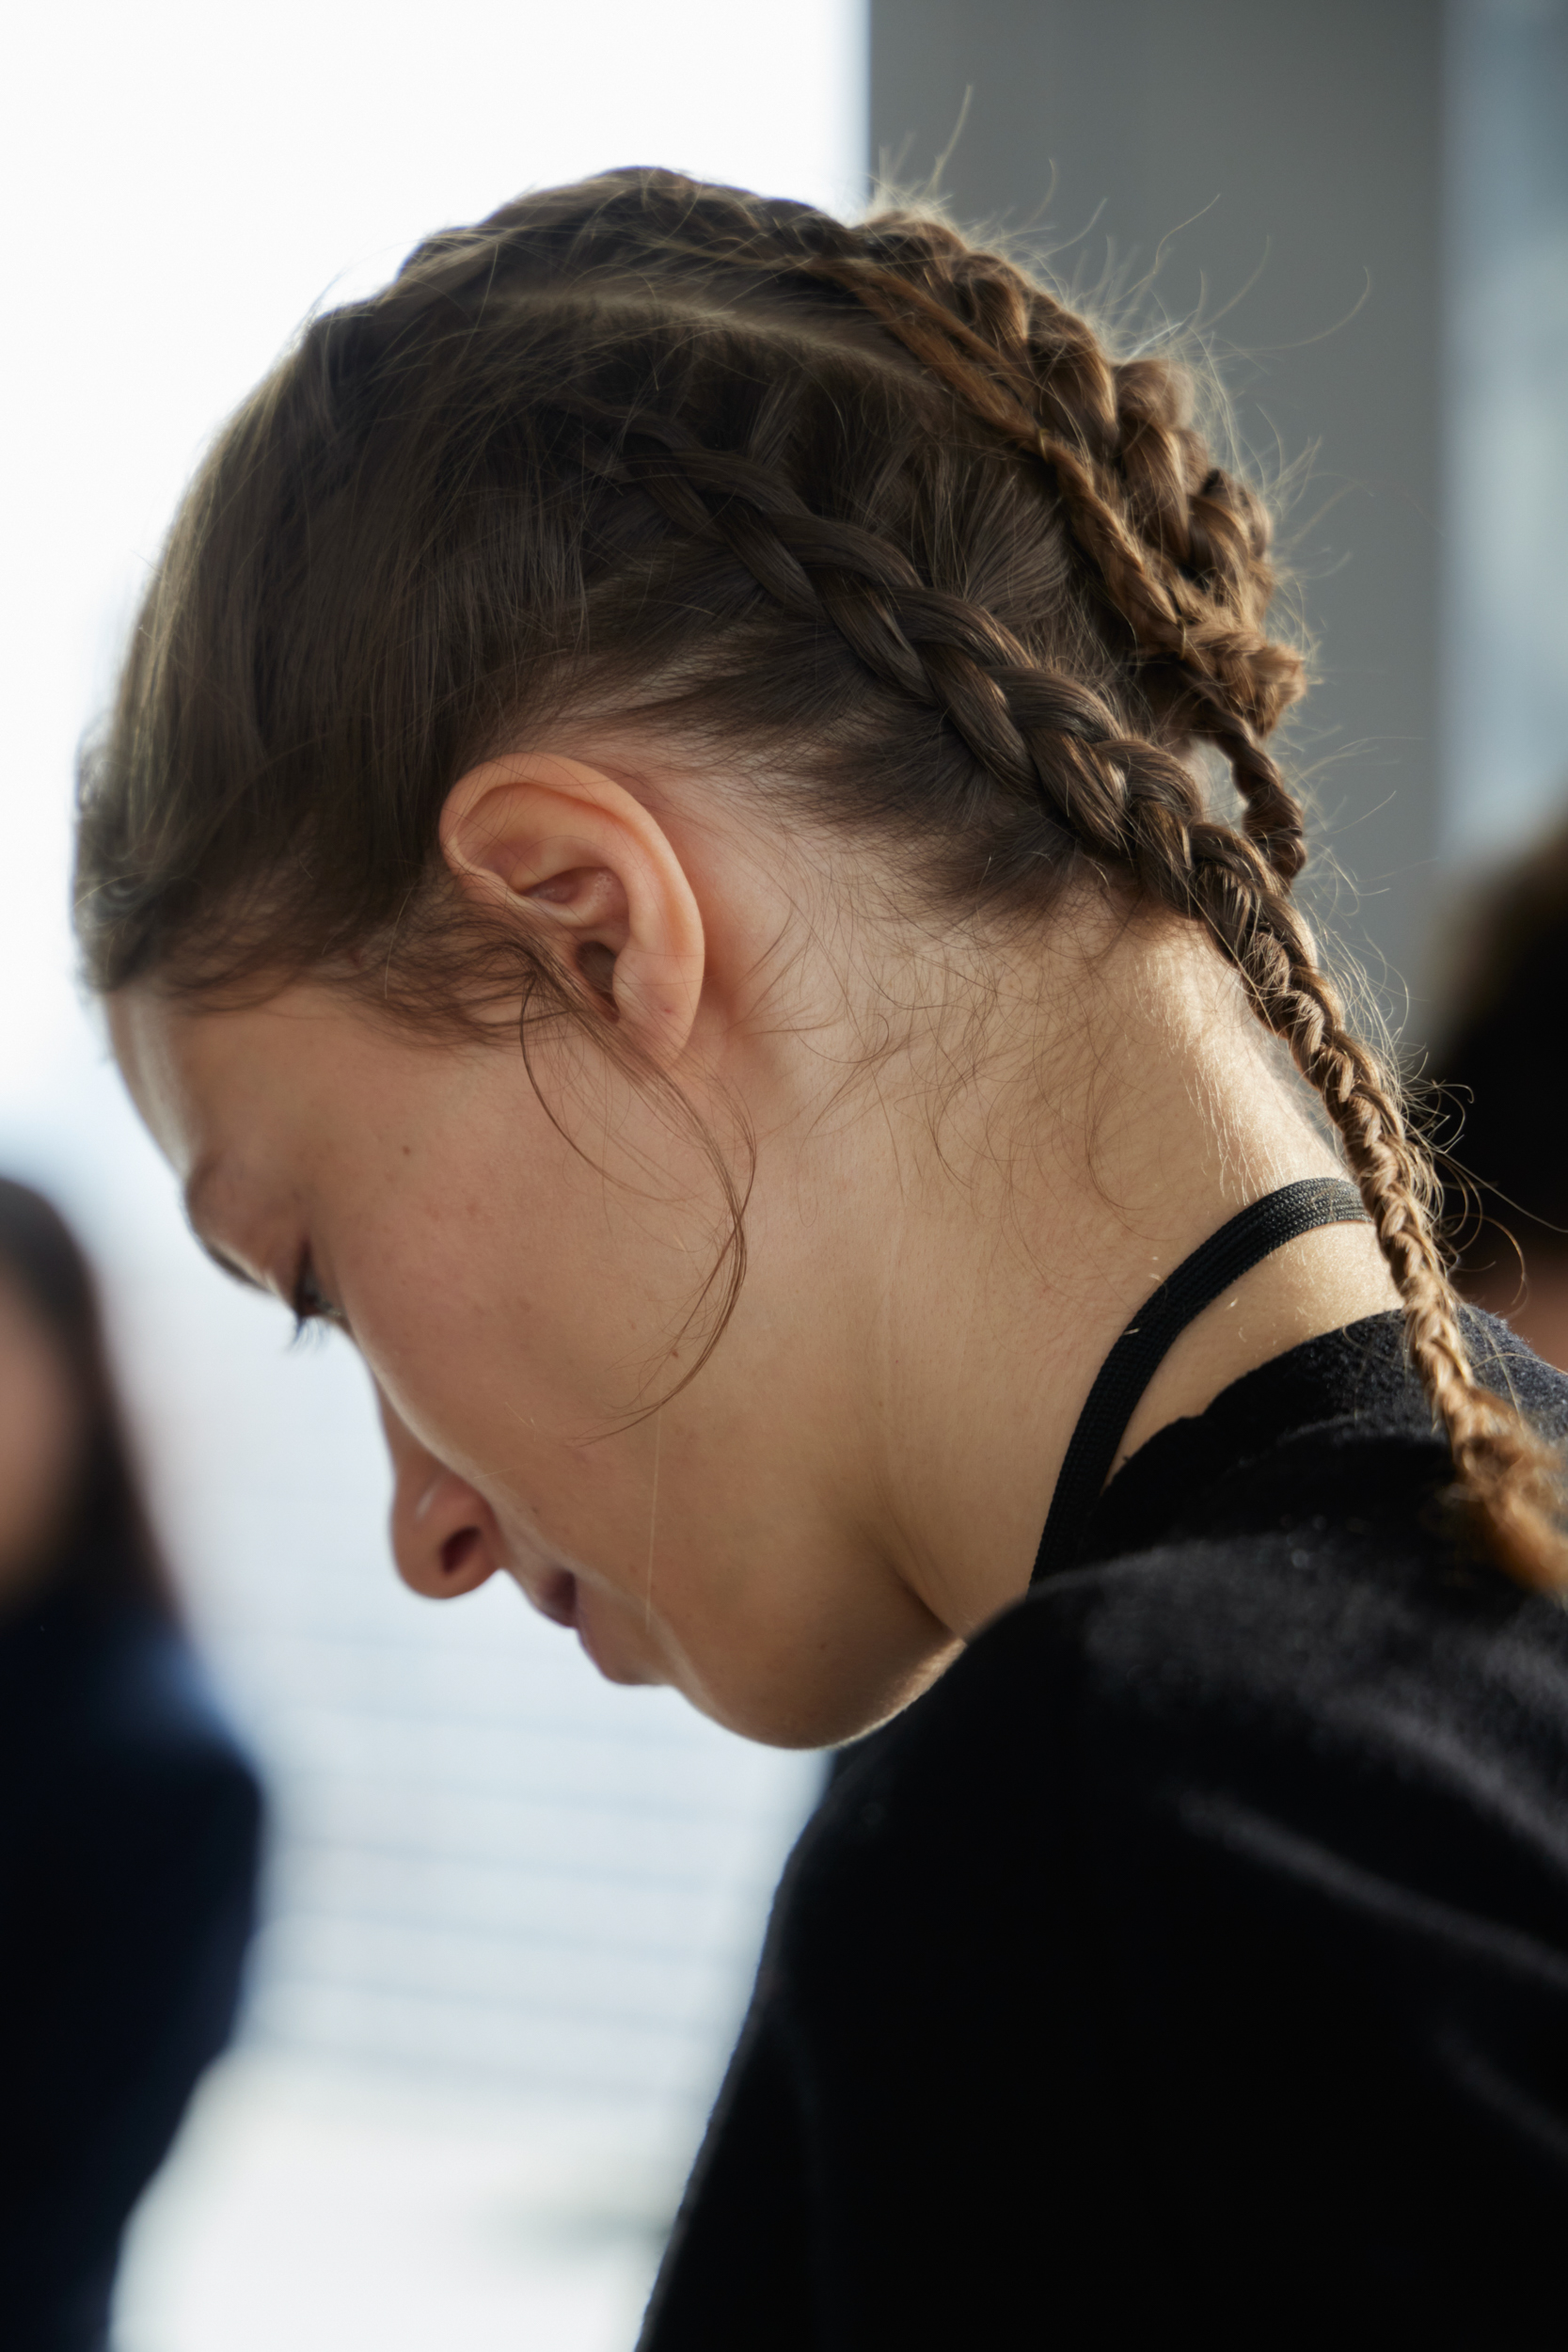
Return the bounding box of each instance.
[1030,1178,1370,1585]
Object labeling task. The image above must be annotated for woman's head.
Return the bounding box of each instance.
[80,170,1565,1731]
[0,1178,170,1617]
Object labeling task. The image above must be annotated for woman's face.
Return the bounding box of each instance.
[110,972,954,1748]
[0,1269,83,1602]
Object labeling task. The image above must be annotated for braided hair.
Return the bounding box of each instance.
[75,167,1565,1588]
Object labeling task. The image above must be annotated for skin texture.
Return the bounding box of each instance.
[111,749,1402,1749]
[0,1267,83,1608]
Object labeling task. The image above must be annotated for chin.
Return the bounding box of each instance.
[572,1595,960,1748]
[684,1652,957,1752]
[575,1602,663,1687]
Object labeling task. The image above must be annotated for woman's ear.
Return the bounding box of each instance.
[440,753,705,1066]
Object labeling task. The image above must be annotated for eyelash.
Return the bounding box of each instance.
[290,1250,345,1341]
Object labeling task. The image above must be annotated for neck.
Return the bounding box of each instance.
[856,916,1400,1639]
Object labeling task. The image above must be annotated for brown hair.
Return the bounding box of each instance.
[75,167,1564,1587]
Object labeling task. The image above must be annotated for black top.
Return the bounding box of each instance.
[1034,1176,1368,1580]
[640,1312,1568,2350]
[0,1590,262,2352]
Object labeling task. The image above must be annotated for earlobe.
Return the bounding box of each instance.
[440,753,705,1066]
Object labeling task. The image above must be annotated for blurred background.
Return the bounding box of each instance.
[0,3,1562,2346]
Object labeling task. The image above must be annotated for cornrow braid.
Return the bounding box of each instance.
[77,166,1566,1588]
[788,227,1311,882]
[508,183,1308,876]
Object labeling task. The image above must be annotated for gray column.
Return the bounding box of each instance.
[1443,0,1568,877]
[871,0,1446,1015]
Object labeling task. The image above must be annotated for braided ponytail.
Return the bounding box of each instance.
[78,167,1565,1587]
[803,210,1567,1590]
[1158,811,1566,1591]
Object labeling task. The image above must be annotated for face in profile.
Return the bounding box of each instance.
[110,946,958,1754]
[0,1264,83,1605]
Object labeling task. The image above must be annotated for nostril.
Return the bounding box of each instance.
[439,1527,482,1580]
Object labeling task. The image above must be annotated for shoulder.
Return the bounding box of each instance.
[785,1313,1568,2004]
[803,1482,1568,1964]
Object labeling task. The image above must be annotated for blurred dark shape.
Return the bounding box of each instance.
[1436,813,1568,1371]
[0,1177,262,2352]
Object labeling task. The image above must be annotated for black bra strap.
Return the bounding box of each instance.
[1030,1177,1370,1586]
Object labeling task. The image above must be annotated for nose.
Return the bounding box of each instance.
[376,1389,503,1601]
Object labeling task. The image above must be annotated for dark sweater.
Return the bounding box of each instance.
[641,1312,1568,2349]
[0,1592,262,2352]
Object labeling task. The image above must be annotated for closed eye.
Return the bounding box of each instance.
[200,1241,264,1294]
[291,1248,349,1341]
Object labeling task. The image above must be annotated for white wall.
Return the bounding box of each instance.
[0,7,865,2344]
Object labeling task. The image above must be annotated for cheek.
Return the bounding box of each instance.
[338,1123,696,1565]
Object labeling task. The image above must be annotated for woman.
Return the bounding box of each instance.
[0,1178,261,2351]
[78,172,1568,2343]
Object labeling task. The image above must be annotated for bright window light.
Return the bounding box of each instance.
[0,9,865,2348]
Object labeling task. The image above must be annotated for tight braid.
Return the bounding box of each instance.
[473,192,1293,812]
[410,180,1307,882]
[583,393,1566,1589]
[786,222,1310,882]
[595,412,1197,850]
[1182,836,1566,1588]
[465,182,1309,882]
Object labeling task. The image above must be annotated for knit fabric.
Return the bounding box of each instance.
[641,1312,1568,2350]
